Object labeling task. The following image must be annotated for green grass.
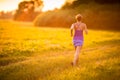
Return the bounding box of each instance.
[0,20,120,80]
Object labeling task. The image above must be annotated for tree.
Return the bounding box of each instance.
[62,0,120,9]
[14,0,43,21]
[95,0,120,4]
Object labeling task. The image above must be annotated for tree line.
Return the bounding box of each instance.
[62,0,120,9]
[14,0,43,21]
[13,0,120,22]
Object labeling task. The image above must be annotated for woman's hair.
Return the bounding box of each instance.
[75,14,82,21]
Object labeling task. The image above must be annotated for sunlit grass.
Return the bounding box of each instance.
[0,20,120,80]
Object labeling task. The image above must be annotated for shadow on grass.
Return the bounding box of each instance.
[0,49,34,58]
[92,39,120,46]
[0,57,27,66]
[0,53,72,80]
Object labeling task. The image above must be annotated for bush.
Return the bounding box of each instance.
[34,10,76,27]
[34,3,120,30]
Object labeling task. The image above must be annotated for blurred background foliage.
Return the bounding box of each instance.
[34,0,120,30]
[0,0,120,30]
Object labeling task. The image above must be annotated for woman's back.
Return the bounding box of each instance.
[73,22,84,40]
[74,22,85,30]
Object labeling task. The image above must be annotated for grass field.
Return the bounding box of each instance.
[0,20,120,80]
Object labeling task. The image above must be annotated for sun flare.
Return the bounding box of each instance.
[0,0,22,12]
[42,0,66,12]
[0,0,67,12]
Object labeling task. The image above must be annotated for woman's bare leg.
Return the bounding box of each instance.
[73,46,82,66]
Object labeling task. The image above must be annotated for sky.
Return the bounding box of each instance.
[0,0,74,12]
[0,0,22,12]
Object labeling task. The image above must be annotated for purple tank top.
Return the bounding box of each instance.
[73,30,83,41]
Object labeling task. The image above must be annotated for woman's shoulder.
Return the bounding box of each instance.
[72,22,86,27]
[81,22,86,26]
[72,22,79,26]
[74,22,86,25]
[72,22,76,25]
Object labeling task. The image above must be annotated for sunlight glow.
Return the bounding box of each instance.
[0,0,22,12]
[42,0,66,12]
[0,0,68,12]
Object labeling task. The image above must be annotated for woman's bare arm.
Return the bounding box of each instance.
[84,24,88,34]
[70,24,74,37]
[71,29,73,37]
